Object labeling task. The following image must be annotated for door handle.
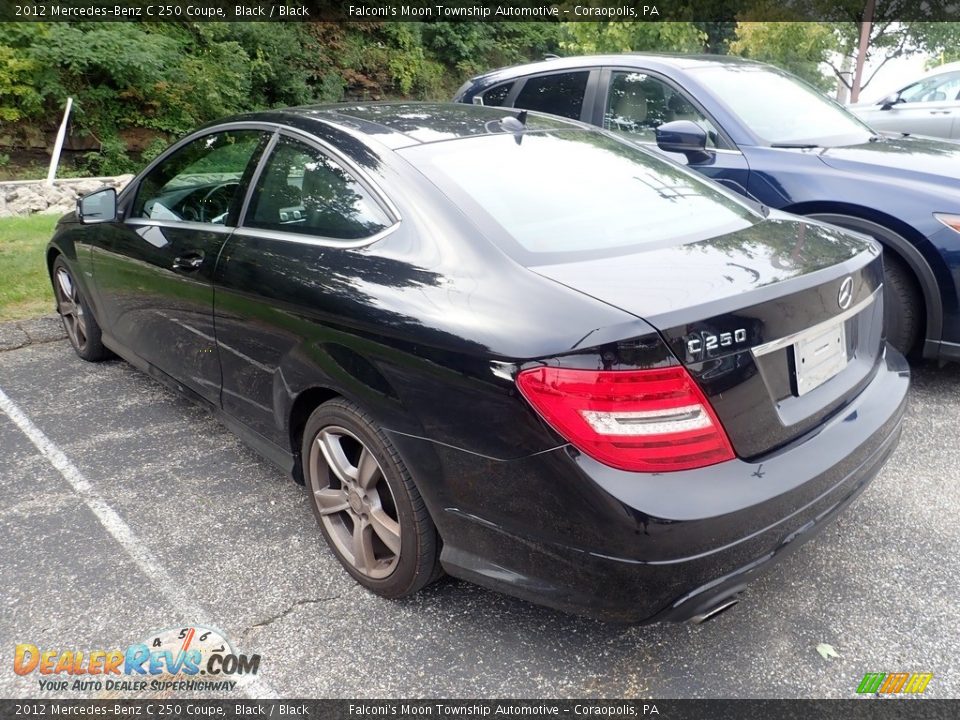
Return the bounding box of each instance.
[173,252,204,271]
[929,110,952,115]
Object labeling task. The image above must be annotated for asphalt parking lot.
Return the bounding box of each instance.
[1,337,958,699]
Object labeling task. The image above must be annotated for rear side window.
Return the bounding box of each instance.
[514,72,589,120]
[244,136,391,240]
[479,83,513,107]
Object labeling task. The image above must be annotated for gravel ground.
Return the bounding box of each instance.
[1,340,957,699]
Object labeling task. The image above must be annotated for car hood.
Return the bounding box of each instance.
[817,135,960,184]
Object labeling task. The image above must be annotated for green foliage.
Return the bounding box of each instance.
[141,138,171,166]
[0,214,59,322]
[381,24,445,97]
[560,22,706,55]
[929,50,960,67]
[80,136,137,177]
[0,45,43,122]
[730,22,838,91]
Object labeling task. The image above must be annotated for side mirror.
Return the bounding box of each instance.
[656,120,712,164]
[77,187,117,224]
[879,92,902,111]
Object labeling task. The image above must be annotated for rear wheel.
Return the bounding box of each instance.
[301,398,440,598]
[52,256,110,362]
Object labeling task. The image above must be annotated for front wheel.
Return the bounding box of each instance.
[301,398,441,598]
[52,256,111,362]
[882,253,923,357]
[804,214,924,356]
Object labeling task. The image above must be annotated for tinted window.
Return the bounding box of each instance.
[514,72,589,120]
[480,83,513,107]
[244,136,391,240]
[133,130,264,224]
[404,130,755,262]
[605,72,720,148]
[694,66,873,146]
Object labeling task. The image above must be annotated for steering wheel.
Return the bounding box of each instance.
[199,183,239,223]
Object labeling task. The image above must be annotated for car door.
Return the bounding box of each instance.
[596,68,753,198]
[213,132,397,446]
[876,71,960,139]
[90,127,270,403]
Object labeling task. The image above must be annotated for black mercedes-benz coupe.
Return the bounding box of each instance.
[47,103,909,623]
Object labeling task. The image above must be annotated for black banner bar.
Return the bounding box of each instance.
[0,700,957,720]
[1,0,959,23]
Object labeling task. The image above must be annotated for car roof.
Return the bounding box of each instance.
[221,102,585,150]
[918,60,960,79]
[468,53,764,84]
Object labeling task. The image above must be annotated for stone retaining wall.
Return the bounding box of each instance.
[0,175,133,218]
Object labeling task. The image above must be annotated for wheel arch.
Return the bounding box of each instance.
[785,201,943,352]
[46,245,63,278]
[286,386,342,485]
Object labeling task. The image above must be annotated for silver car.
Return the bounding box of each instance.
[850,62,960,140]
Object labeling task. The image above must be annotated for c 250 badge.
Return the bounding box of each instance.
[685,328,749,359]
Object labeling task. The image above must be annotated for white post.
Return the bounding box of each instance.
[46,97,73,186]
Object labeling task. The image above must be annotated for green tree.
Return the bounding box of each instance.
[560,21,706,54]
[729,22,838,91]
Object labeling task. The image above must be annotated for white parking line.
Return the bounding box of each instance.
[0,385,278,700]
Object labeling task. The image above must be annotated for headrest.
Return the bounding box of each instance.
[613,88,647,122]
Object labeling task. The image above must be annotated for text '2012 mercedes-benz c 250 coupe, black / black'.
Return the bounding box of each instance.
[48,103,908,623]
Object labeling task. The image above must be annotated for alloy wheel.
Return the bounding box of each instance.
[55,267,88,351]
[308,425,402,579]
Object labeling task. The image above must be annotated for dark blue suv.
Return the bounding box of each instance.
[455,54,960,361]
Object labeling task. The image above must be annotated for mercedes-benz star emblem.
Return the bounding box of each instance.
[838,276,854,310]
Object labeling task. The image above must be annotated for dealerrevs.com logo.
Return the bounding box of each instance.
[856,672,934,695]
[14,626,260,693]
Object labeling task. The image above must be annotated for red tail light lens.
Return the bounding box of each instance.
[516,366,735,472]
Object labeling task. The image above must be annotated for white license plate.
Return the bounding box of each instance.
[793,321,848,396]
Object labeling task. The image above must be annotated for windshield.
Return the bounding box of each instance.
[694,65,876,147]
[402,129,757,264]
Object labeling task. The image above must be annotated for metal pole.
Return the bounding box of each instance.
[850,0,876,103]
[46,97,73,186]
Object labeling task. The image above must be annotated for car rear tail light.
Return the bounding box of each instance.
[516,366,735,472]
[934,213,960,233]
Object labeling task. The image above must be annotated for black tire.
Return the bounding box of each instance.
[882,253,923,357]
[301,398,441,598]
[51,256,111,362]
[805,214,924,357]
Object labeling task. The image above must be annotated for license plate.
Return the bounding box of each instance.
[793,321,848,396]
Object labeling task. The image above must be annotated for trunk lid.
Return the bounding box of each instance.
[530,215,885,459]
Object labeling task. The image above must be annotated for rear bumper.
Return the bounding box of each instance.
[390,346,909,623]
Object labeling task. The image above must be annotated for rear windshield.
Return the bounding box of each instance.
[402,129,756,263]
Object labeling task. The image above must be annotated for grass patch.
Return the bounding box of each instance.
[0,214,59,321]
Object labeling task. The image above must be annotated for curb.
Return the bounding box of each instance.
[0,314,67,352]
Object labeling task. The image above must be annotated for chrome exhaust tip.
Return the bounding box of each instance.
[690,597,740,625]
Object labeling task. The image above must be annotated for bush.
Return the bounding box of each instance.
[81,137,137,177]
